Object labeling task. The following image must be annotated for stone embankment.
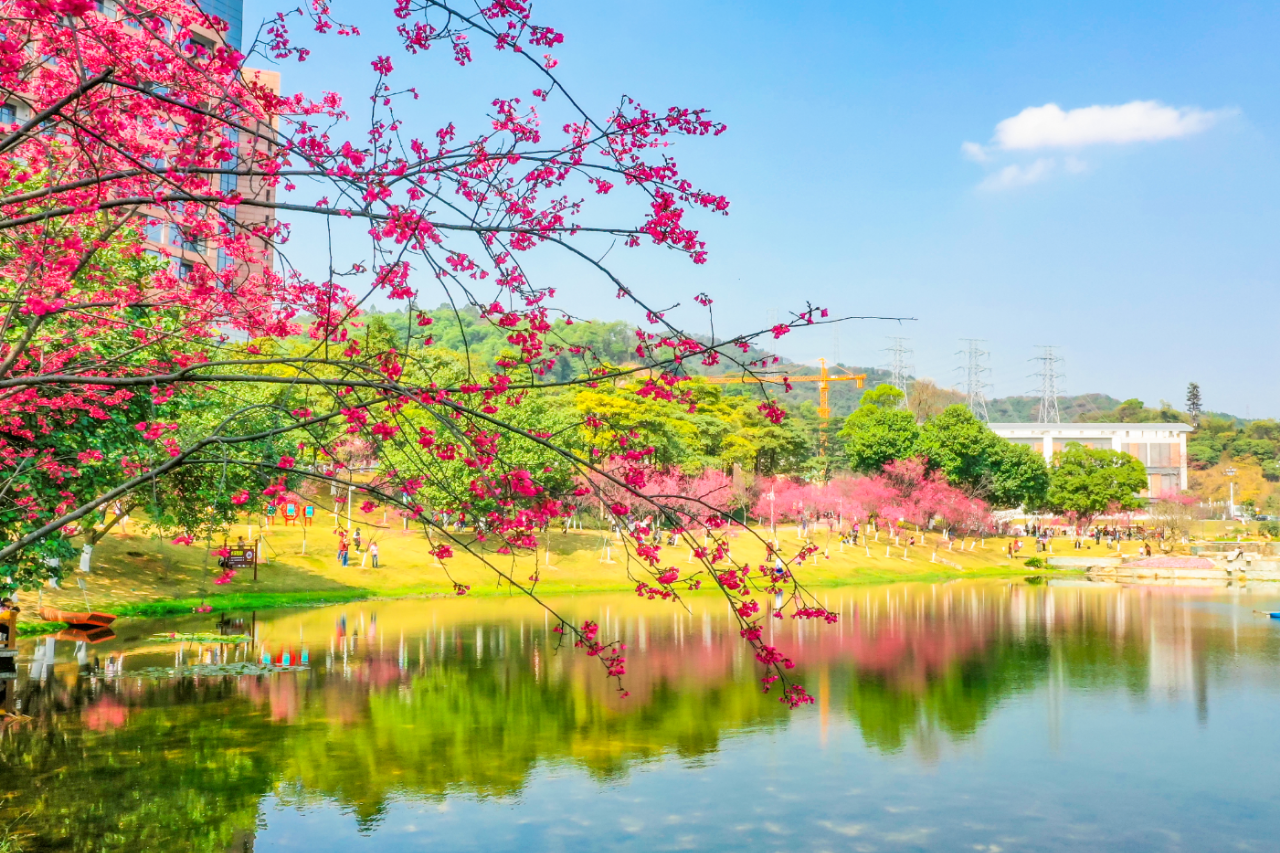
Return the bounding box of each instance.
[1052,543,1280,583]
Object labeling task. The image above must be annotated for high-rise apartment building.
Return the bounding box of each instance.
[1,0,273,285]
[194,0,243,50]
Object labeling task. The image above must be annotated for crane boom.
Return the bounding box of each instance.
[698,359,866,454]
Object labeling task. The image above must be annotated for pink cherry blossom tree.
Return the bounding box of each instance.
[0,0,870,705]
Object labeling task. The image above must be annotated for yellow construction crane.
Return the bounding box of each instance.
[702,359,866,453]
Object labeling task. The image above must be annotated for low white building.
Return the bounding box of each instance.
[988,423,1192,498]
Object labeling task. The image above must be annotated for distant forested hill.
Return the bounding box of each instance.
[366,309,1244,426]
[365,307,895,417]
[986,393,1123,423]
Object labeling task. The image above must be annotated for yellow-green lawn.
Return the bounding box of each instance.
[18,513,1141,620]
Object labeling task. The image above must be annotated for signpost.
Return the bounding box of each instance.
[224,544,258,581]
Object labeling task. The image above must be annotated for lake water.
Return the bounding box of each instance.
[3,579,1280,852]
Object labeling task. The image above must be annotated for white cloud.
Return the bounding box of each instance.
[960,141,990,163]
[978,158,1054,191]
[992,101,1233,150]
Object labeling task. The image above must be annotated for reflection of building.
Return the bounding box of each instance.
[989,423,1191,498]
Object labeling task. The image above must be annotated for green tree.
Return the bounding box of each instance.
[1045,444,1147,526]
[1186,382,1202,428]
[838,405,919,474]
[718,395,813,476]
[907,405,1048,509]
[574,378,733,473]
[916,405,998,487]
[859,383,906,410]
[986,441,1051,510]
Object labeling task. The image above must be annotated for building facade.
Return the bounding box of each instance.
[0,0,274,284]
[195,0,243,51]
[988,423,1192,499]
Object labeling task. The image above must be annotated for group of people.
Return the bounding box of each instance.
[336,528,379,568]
[1016,522,1160,555]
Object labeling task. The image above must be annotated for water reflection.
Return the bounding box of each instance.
[2,580,1279,851]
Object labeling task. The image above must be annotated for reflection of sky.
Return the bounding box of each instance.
[254,687,1280,852]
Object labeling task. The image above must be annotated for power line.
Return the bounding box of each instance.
[957,339,991,421]
[883,337,913,400]
[1030,346,1063,423]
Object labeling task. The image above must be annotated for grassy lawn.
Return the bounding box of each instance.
[16,513,1131,625]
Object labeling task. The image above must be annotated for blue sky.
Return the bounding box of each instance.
[249,0,1280,417]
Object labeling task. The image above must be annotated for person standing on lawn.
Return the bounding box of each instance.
[369,541,379,568]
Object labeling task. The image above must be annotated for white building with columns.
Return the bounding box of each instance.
[988,423,1192,499]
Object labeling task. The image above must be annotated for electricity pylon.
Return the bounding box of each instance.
[884,337,913,400]
[1030,346,1063,424]
[957,339,991,421]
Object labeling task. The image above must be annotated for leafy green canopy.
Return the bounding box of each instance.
[839,406,919,475]
[916,406,1049,510]
[839,402,1049,510]
[1044,443,1147,524]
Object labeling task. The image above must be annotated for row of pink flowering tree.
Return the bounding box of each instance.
[751,461,992,536]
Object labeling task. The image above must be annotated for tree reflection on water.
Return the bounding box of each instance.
[1,581,1273,850]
